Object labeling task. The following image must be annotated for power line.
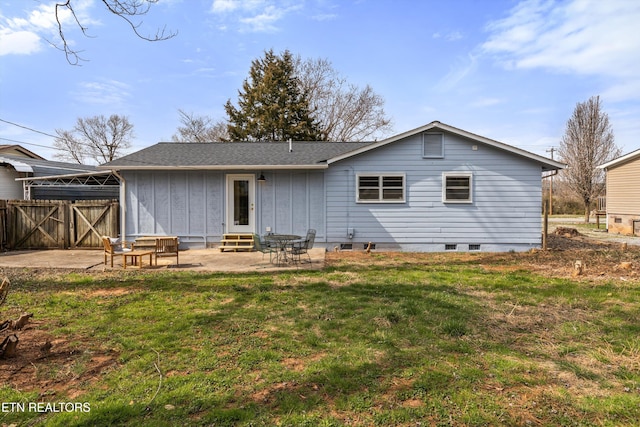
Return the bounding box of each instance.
[0,136,57,150]
[0,118,58,139]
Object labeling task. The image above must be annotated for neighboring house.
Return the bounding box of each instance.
[100,121,565,252]
[0,145,119,200]
[598,148,640,236]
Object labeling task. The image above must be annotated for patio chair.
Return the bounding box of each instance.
[155,237,179,266]
[102,236,132,267]
[288,229,316,264]
[253,234,275,263]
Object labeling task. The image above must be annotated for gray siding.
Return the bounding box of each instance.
[256,171,325,239]
[325,131,543,252]
[122,170,324,248]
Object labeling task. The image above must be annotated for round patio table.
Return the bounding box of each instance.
[264,234,301,266]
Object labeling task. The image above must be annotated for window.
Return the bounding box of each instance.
[443,172,472,203]
[423,133,444,158]
[357,174,405,203]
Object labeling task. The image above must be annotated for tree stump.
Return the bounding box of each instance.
[0,334,19,358]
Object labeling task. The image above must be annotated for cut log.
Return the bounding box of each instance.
[13,313,33,330]
[0,334,19,358]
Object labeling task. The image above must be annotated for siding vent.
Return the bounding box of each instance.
[340,243,353,251]
[445,244,457,251]
[469,244,481,251]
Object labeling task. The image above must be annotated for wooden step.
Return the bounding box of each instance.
[219,234,255,252]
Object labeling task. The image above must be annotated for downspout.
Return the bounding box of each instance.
[112,170,126,239]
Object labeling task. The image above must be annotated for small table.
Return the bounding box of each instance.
[122,250,154,269]
[265,234,301,266]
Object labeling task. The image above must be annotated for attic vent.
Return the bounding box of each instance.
[423,133,444,158]
[445,244,457,251]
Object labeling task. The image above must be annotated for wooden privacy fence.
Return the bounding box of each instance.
[2,199,119,250]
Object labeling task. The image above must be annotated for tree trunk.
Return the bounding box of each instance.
[584,206,590,223]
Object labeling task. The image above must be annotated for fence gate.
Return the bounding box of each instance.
[70,200,119,248]
[6,199,118,250]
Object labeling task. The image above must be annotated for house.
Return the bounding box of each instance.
[598,148,640,236]
[99,121,565,252]
[0,145,119,200]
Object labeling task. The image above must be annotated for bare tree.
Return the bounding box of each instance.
[557,96,621,222]
[54,114,134,164]
[171,110,229,142]
[54,0,177,65]
[295,57,393,141]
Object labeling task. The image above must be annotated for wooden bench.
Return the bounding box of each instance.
[133,236,179,266]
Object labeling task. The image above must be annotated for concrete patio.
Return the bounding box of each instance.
[0,247,326,272]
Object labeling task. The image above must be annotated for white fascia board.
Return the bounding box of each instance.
[598,148,640,169]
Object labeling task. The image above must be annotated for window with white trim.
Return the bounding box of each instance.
[443,172,472,203]
[357,173,405,203]
[423,133,444,158]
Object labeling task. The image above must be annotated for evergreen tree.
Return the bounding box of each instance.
[225,49,323,141]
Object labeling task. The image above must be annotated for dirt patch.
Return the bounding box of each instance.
[326,232,640,281]
[0,319,119,398]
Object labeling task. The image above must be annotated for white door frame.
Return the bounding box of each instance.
[226,174,256,234]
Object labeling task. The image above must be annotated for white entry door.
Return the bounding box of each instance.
[226,174,255,234]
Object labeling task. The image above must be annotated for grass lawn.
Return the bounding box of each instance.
[1,251,639,426]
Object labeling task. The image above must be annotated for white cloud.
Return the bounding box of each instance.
[0,0,97,56]
[211,0,241,13]
[482,0,640,100]
[0,29,41,55]
[435,53,479,92]
[209,0,304,32]
[74,80,132,106]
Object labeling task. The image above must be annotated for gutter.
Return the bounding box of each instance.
[112,170,127,240]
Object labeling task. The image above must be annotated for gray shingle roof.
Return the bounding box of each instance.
[101,141,374,169]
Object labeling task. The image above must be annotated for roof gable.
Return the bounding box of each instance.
[0,144,44,159]
[598,148,640,169]
[327,121,566,171]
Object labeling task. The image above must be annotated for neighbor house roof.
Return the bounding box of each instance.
[99,121,566,172]
[0,153,99,175]
[99,141,373,170]
[598,148,640,170]
[0,144,44,160]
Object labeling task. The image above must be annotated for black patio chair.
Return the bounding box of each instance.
[253,234,275,263]
[288,229,316,264]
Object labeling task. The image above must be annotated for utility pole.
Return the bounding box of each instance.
[546,147,556,216]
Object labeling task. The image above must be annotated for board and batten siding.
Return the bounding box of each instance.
[122,169,324,248]
[256,170,325,238]
[325,131,544,252]
[605,156,640,235]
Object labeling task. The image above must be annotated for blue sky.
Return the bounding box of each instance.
[1,0,639,163]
